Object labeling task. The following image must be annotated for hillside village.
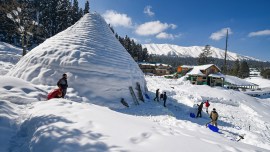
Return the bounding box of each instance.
[0,1,270,152]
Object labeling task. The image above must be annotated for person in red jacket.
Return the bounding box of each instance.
[205,100,210,114]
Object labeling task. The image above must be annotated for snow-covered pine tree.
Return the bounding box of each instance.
[2,0,39,56]
[37,0,58,38]
[72,0,82,24]
[84,0,90,14]
[55,0,72,33]
[0,1,17,44]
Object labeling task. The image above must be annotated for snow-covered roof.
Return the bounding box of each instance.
[209,72,225,78]
[186,64,220,76]
[187,68,205,76]
[225,75,258,86]
[183,64,220,71]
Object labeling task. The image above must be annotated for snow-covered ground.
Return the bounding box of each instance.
[244,76,270,99]
[246,77,270,89]
[0,41,21,64]
[1,12,270,152]
[0,42,21,75]
[1,74,270,151]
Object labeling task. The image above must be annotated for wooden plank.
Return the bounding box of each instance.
[129,86,139,105]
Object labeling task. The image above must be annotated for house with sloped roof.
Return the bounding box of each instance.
[177,64,224,86]
[138,62,172,76]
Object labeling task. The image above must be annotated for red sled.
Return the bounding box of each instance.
[47,88,62,100]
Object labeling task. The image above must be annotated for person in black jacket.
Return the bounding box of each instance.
[57,73,68,98]
[196,102,204,118]
[154,89,160,101]
[163,92,167,107]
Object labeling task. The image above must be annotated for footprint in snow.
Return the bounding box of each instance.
[130,132,152,144]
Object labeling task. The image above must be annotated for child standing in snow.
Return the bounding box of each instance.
[210,108,219,127]
[196,102,204,118]
[205,100,210,114]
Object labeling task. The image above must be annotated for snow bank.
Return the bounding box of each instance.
[0,76,47,104]
[7,13,146,108]
[0,41,21,64]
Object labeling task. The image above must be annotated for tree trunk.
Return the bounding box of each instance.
[22,34,27,56]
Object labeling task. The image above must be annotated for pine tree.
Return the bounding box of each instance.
[261,69,270,79]
[38,0,58,37]
[198,45,213,65]
[232,59,240,77]
[79,8,83,18]
[84,0,90,14]
[1,0,40,56]
[239,61,250,78]
[72,0,81,24]
[55,0,72,33]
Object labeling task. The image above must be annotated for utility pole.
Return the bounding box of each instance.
[224,29,229,74]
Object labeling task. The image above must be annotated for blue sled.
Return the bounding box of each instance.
[145,93,150,99]
[190,113,195,118]
[208,124,219,132]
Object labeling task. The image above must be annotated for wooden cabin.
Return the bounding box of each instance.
[139,62,172,76]
[178,64,224,86]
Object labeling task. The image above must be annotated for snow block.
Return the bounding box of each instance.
[190,113,195,118]
[208,124,219,132]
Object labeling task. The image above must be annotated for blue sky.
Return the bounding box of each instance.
[78,0,270,61]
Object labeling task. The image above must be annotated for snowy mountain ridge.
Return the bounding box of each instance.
[143,43,260,61]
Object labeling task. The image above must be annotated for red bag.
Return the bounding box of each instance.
[47,88,62,100]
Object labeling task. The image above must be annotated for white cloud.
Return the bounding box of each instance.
[210,28,232,41]
[144,5,155,17]
[156,32,173,39]
[102,10,132,28]
[248,29,270,37]
[156,32,181,40]
[144,39,152,43]
[170,24,177,29]
[135,21,176,36]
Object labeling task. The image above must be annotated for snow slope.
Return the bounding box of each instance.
[246,77,270,89]
[7,13,145,108]
[143,43,259,61]
[0,41,21,64]
[0,42,21,74]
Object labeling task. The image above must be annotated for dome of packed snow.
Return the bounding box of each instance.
[8,13,146,108]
